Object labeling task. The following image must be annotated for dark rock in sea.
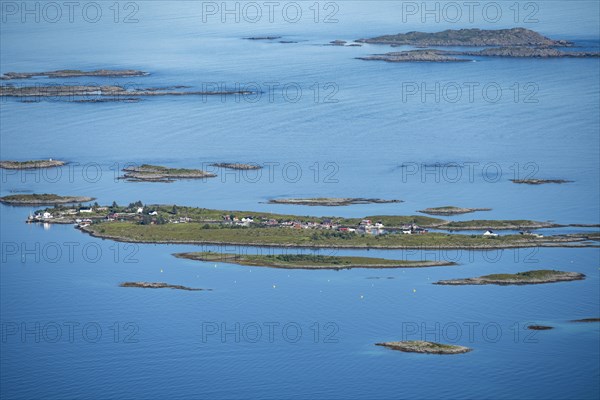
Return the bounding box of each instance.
[119,282,209,291]
[527,325,554,330]
[244,36,282,40]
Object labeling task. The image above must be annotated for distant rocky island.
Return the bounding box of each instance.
[511,179,573,185]
[355,28,599,63]
[119,282,207,291]
[376,341,472,354]
[0,85,255,99]
[174,252,455,270]
[1,69,148,80]
[570,318,600,323]
[267,198,403,206]
[328,40,362,47]
[434,270,585,285]
[211,163,262,170]
[0,159,65,169]
[120,164,217,182]
[356,28,572,47]
[460,47,599,58]
[358,50,471,63]
[0,194,94,206]
[358,48,599,63]
[418,206,491,216]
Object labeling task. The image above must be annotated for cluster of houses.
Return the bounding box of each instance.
[221,215,432,235]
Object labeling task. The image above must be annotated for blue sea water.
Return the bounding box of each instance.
[1,1,599,399]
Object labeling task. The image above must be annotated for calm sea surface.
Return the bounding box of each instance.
[1,1,599,399]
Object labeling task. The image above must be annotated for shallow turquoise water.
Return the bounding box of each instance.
[1,1,599,399]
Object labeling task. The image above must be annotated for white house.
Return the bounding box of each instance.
[137,207,144,214]
[42,212,53,219]
[149,211,158,216]
[79,208,93,213]
[483,230,498,237]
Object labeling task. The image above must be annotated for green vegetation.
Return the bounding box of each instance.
[443,219,554,229]
[482,270,565,281]
[175,252,454,269]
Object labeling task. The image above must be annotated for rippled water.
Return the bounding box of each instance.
[1,1,599,399]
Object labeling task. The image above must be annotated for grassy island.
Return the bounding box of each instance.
[376,341,472,354]
[434,270,585,285]
[0,194,94,206]
[357,28,571,47]
[267,198,403,206]
[358,48,598,63]
[0,160,65,169]
[442,219,556,230]
[174,252,454,270]
[357,50,469,63]
[120,165,216,182]
[1,69,148,80]
[0,85,254,98]
[210,163,262,170]
[418,206,491,216]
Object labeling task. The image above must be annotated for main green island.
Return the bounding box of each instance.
[174,252,454,269]
[28,202,599,250]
